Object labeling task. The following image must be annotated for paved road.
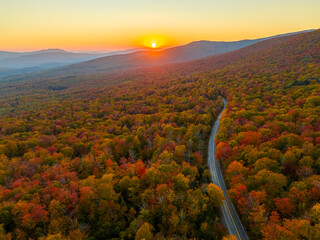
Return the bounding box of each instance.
[208,97,249,240]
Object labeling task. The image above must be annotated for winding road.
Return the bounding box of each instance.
[208,97,249,240]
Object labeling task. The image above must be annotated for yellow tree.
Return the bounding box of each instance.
[135,222,154,240]
[207,183,224,207]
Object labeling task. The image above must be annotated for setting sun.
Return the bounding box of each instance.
[134,34,177,49]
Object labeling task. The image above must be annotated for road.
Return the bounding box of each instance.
[208,97,249,240]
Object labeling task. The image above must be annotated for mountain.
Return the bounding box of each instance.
[157,28,313,62]
[0,51,23,60]
[0,49,88,64]
[12,30,313,80]
[0,49,138,78]
[0,30,314,83]
[0,29,318,96]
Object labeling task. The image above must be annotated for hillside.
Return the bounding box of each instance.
[54,40,262,74]
[0,30,315,98]
[1,30,312,82]
[0,30,319,239]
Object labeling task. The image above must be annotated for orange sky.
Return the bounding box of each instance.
[0,0,319,52]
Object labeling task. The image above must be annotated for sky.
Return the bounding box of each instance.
[0,0,319,52]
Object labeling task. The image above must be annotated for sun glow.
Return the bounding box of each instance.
[134,34,177,49]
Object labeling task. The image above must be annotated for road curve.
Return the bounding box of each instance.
[208,97,249,240]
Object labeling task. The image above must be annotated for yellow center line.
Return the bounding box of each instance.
[213,141,242,240]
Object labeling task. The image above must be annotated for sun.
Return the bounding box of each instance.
[135,34,176,49]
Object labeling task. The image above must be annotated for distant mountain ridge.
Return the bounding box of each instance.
[0,48,135,62]
[0,49,138,78]
[0,29,318,96]
[0,29,314,81]
[33,29,314,77]
[27,49,67,54]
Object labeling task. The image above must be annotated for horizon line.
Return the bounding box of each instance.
[0,28,316,53]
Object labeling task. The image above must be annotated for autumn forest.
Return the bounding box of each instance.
[0,29,319,240]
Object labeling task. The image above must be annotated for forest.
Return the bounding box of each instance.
[0,30,319,239]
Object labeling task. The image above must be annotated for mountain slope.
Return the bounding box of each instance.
[1,30,313,82]
[0,30,318,96]
[42,30,314,75]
